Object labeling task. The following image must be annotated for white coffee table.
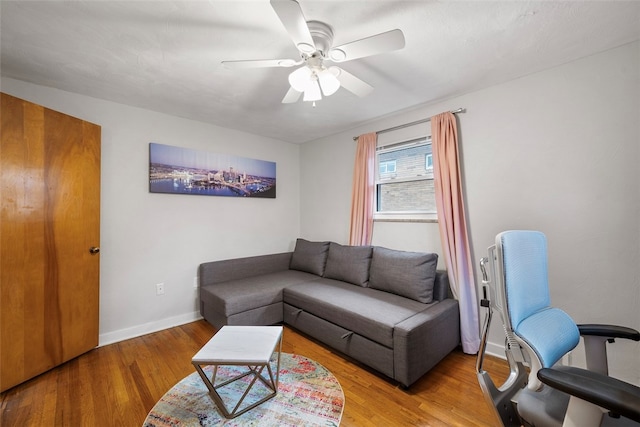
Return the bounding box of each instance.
[191,325,283,419]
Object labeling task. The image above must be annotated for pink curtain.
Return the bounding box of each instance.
[431,112,480,354]
[349,132,377,246]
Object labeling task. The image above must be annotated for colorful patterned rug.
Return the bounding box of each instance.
[143,353,344,426]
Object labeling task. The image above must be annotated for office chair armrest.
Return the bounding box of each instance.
[538,366,640,423]
[577,324,640,341]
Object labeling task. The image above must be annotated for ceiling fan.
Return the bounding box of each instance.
[222,0,405,104]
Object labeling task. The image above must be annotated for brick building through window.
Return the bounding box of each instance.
[376,139,436,215]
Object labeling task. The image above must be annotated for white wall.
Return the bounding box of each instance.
[1,77,301,345]
[301,41,640,384]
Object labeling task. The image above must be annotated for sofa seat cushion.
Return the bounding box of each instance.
[201,270,321,317]
[284,278,434,348]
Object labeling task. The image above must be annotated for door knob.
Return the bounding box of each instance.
[89,247,100,255]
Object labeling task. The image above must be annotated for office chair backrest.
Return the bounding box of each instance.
[497,231,580,387]
[500,230,551,329]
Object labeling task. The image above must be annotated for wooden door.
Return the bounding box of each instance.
[0,93,101,392]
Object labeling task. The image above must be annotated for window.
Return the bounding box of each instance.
[375,137,436,221]
[379,160,396,175]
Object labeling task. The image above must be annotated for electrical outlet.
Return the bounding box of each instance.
[156,283,165,296]
[193,277,198,289]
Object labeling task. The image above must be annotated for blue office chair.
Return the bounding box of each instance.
[476,230,640,427]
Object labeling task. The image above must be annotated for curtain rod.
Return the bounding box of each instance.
[352,108,465,141]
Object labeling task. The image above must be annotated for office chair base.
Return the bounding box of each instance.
[477,366,527,427]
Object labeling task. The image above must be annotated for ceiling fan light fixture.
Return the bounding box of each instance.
[288,66,312,92]
[303,79,322,102]
[318,68,340,96]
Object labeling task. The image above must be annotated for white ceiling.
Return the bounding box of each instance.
[2,1,639,144]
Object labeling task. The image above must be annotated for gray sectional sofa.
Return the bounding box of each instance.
[198,239,461,388]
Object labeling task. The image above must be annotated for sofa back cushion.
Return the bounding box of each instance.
[368,247,438,303]
[289,239,330,276]
[323,242,373,287]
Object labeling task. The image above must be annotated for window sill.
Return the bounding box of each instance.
[373,213,438,223]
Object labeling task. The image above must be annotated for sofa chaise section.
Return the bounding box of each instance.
[199,252,321,327]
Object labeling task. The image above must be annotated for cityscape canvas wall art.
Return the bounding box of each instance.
[149,143,276,198]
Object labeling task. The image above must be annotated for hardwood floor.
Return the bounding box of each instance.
[0,320,509,426]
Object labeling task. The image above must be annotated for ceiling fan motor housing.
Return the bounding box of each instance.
[306,20,334,57]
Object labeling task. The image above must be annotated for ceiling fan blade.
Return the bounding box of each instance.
[222,59,300,69]
[282,87,303,103]
[329,29,405,62]
[333,67,373,97]
[270,0,316,54]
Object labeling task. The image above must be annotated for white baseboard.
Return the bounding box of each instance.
[484,340,506,360]
[98,313,510,363]
[98,311,203,347]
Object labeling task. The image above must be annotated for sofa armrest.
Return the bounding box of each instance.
[393,299,460,387]
[199,252,293,286]
[433,270,451,301]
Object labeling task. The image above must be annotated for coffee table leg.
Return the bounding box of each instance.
[275,332,282,389]
[193,362,279,419]
[193,364,233,418]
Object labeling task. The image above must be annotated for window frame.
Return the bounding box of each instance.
[379,159,397,175]
[374,136,438,222]
[425,153,433,171]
